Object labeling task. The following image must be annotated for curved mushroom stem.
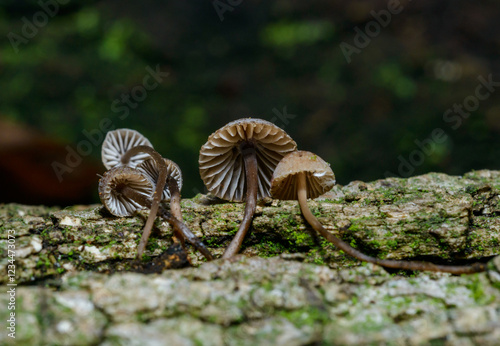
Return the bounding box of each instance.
[118,185,213,261]
[167,177,185,247]
[121,145,168,259]
[168,177,182,221]
[222,145,259,259]
[296,172,486,274]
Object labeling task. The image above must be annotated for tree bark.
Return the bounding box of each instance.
[1,170,499,345]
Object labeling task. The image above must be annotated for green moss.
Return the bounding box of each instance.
[465,185,480,194]
[203,237,226,249]
[112,253,123,260]
[350,239,357,248]
[466,276,495,305]
[409,241,419,249]
[228,225,239,236]
[103,240,117,250]
[36,253,52,269]
[255,241,287,257]
[321,198,345,204]
[279,307,329,327]
[311,206,322,218]
[306,246,329,266]
[348,223,361,232]
[146,238,161,252]
[183,213,195,222]
[292,230,311,246]
[312,255,326,266]
[212,210,221,218]
[488,238,499,247]
[387,239,398,249]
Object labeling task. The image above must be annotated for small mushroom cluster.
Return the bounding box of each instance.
[98,129,213,260]
[98,120,487,274]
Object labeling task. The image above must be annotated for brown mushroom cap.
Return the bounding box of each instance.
[199,118,297,202]
[271,151,336,200]
[137,158,183,201]
[101,129,153,170]
[98,166,154,217]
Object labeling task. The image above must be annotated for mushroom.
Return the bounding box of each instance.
[199,118,297,258]
[120,145,168,259]
[98,166,154,217]
[271,151,486,274]
[137,158,184,243]
[99,166,213,260]
[101,128,153,169]
[100,128,171,259]
[137,158,182,212]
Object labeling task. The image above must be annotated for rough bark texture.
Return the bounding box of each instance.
[1,170,500,345]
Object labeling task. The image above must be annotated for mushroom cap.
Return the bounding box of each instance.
[101,129,153,170]
[136,158,183,201]
[98,166,154,217]
[271,151,336,200]
[199,118,297,202]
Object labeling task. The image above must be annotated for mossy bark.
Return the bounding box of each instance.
[1,170,499,345]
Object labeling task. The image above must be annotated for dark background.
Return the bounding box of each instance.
[0,0,499,206]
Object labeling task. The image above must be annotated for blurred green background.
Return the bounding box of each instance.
[0,0,499,205]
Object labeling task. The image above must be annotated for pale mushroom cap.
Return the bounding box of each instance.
[199,118,297,202]
[137,158,183,201]
[101,129,153,170]
[271,151,336,200]
[98,166,154,217]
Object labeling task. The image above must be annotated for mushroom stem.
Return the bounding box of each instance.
[222,146,259,259]
[296,172,486,274]
[118,185,213,261]
[167,176,185,247]
[168,177,183,221]
[121,145,168,259]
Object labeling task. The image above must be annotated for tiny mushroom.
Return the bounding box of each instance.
[99,166,154,217]
[99,166,213,260]
[137,158,184,243]
[137,158,183,219]
[101,128,153,169]
[199,118,297,258]
[120,145,168,259]
[271,151,486,274]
